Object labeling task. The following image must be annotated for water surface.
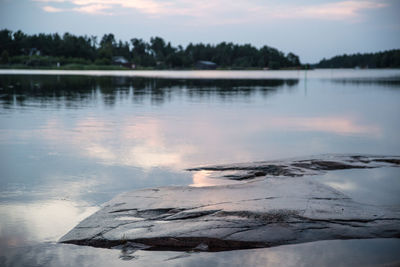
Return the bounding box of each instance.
[0,69,399,265]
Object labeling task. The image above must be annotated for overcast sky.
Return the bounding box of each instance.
[0,0,399,63]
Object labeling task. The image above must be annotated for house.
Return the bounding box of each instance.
[29,48,41,56]
[195,60,217,70]
[112,56,134,68]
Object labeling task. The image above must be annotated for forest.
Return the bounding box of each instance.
[316,50,400,68]
[0,29,301,69]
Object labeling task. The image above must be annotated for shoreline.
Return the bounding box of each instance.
[1,68,400,81]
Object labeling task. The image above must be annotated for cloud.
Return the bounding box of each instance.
[285,1,387,20]
[72,4,112,15]
[42,5,63,12]
[35,0,65,2]
[35,0,388,24]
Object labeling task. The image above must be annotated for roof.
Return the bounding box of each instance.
[112,56,129,64]
[196,60,217,66]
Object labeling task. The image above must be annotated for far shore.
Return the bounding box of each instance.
[1,68,400,82]
[0,64,308,71]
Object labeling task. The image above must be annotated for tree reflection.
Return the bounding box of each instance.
[0,75,299,108]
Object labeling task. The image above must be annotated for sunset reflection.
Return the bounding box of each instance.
[190,170,241,187]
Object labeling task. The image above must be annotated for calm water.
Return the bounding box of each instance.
[0,69,399,266]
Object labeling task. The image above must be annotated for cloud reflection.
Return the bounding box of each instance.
[0,200,97,247]
[0,113,381,171]
[36,117,196,170]
[0,76,384,173]
[77,115,380,170]
[268,116,381,136]
[325,181,357,191]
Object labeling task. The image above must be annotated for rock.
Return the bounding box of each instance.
[60,154,400,251]
[187,154,400,180]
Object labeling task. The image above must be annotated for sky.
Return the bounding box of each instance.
[0,0,399,63]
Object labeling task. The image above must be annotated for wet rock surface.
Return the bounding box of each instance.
[187,154,400,180]
[60,154,400,251]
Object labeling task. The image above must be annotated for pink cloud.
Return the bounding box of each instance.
[37,0,388,23]
[288,1,387,20]
[42,5,64,12]
[72,4,112,15]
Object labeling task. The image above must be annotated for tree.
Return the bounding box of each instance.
[150,37,166,62]
[287,53,300,66]
[0,29,13,55]
[0,50,9,64]
[0,28,305,69]
[316,50,400,68]
[99,33,116,60]
[131,38,154,66]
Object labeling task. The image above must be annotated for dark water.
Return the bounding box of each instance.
[0,69,399,266]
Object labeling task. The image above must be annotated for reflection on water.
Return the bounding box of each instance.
[255,116,381,136]
[314,167,400,206]
[191,170,242,187]
[0,70,400,265]
[1,239,399,267]
[0,75,298,108]
[0,200,97,247]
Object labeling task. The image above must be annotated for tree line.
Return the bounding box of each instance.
[0,29,301,69]
[316,50,400,69]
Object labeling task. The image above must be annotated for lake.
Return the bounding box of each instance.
[0,69,400,266]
